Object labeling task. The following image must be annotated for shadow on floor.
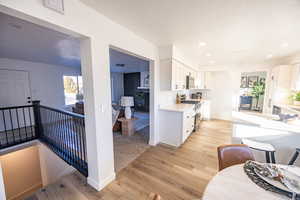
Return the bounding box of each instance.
[113,126,150,172]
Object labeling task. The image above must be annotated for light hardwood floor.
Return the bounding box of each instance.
[27,120,232,200]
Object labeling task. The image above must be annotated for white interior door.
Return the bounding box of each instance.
[0,70,31,107]
[0,70,32,131]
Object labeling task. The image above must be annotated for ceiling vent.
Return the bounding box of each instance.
[43,0,64,14]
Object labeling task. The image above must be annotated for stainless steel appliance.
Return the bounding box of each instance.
[186,75,195,89]
[181,100,202,131]
[191,92,202,99]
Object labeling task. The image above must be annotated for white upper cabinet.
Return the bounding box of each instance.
[194,71,212,90]
[291,64,300,91]
[160,58,211,91]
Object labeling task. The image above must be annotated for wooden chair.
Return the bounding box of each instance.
[217,144,255,171]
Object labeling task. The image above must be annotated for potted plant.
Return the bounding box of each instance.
[291,91,300,106]
[251,81,265,111]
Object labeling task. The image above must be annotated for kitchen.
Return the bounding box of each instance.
[158,46,212,147]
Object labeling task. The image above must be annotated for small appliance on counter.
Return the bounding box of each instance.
[191,92,202,99]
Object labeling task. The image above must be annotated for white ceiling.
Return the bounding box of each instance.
[0,12,149,71]
[0,12,81,68]
[82,0,300,67]
[110,49,149,73]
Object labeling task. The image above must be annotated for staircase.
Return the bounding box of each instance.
[25,171,91,200]
[0,101,88,177]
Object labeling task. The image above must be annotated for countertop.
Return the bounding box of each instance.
[232,111,300,133]
[159,103,195,112]
[274,104,300,114]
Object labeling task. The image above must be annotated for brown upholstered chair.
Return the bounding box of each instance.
[217,144,255,171]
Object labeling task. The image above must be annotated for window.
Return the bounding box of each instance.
[63,76,83,105]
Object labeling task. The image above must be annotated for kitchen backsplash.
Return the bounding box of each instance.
[159,90,210,106]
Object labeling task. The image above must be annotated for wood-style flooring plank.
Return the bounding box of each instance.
[30,120,232,200]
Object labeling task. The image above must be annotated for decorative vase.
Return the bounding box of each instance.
[124,106,132,119]
[294,101,300,106]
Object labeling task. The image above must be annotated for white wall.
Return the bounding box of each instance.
[110,72,124,103]
[210,71,238,120]
[0,58,81,109]
[0,0,160,191]
[38,143,75,186]
[208,66,272,121]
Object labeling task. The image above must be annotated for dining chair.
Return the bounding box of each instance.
[217,144,255,171]
[241,139,276,164]
[288,148,300,165]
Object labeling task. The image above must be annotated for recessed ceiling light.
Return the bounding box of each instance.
[266,54,273,59]
[209,60,215,64]
[199,42,207,47]
[281,42,289,48]
[205,53,211,57]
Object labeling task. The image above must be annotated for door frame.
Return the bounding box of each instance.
[109,46,155,146]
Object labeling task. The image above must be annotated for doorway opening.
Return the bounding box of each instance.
[0,10,89,197]
[239,71,267,113]
[110,48,150,172]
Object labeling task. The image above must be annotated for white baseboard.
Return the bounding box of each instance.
[87,172,116,191]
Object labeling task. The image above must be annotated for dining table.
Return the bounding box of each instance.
[202,164,300,200]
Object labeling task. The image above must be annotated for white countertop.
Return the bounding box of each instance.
[159,103,195,112]
[274,104,300,114]
[232,111,300,133]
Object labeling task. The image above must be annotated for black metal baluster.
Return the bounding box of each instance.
[28,107,34,138]
[56,111,62,154]
[72,116,80,168]
[70,116,77,166]
[63,114,70,163]
[58,112,65,156]
[79,118,86,168]
[80,118,87,166]
[2,110,9,146]
[22,107,28,141]
[66,115,75,166]
[58,112,64,154]
[75,117,84,169]
[8,109,16,143]
[15,108,22,142]
[49,110,55,147]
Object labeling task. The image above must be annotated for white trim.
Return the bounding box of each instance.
[87,172,116,191]
[0,162,6,200]
[0,140,39,155]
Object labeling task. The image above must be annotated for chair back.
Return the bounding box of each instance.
[217,144,254,171]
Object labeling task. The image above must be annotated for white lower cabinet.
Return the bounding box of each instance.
[159,106,195,147]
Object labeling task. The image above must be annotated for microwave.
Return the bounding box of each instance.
[186,75,195,89]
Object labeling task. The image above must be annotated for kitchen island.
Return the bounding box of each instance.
[232,111,300,166]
